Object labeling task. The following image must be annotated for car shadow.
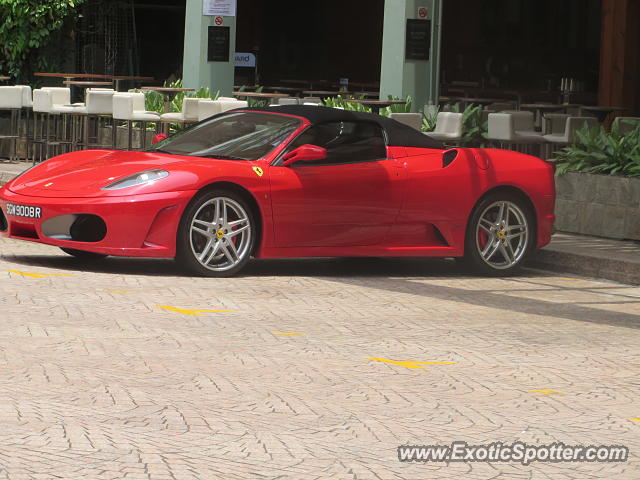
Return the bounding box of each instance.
[3,255,185,277]
[5,253,638,329]
[3,254,467,278]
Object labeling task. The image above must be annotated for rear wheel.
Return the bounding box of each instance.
[176,190,256,277]
[461,193,534,275]
[60,248,108,260]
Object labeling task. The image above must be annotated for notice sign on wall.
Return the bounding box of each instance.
[234,53,256,68]
[405,19,431,61]
[208,26,230,62]
[203,0,236,17]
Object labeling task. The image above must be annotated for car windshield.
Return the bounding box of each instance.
[150,111,301,160]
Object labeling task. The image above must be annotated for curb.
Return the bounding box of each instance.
[530,248,640,285]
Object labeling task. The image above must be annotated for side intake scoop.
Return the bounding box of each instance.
[442,148,490,170]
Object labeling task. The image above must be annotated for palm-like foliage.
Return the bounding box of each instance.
[446,103,487,146]
[551,121,640,177]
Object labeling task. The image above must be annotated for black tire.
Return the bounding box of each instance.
[60,248,108,260]
[176,189,256,277]
[460,192,535,276]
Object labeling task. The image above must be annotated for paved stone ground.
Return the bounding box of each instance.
[0,237,639,480]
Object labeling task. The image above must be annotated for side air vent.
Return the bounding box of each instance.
[0,208,7,232]
[443,149,458,168]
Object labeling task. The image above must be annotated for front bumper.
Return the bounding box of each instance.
[0,188,196,257]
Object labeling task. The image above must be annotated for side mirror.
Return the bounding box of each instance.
[152,133,168,144]
[282,144,327,166]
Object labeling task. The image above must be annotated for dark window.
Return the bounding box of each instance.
[285,121,387,165]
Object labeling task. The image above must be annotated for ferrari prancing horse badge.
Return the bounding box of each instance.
[252,167,264,177]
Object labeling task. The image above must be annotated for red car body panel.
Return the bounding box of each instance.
[0,109,555,262]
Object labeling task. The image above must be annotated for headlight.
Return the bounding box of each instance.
[102,169,169,190]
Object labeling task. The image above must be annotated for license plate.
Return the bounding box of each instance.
[5,203,42,219]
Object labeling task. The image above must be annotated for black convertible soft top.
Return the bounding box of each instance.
[238,105,443,149]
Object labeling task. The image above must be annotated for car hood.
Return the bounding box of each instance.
[7,150,245,198]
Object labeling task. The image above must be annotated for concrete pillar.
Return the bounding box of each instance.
[182,0,236,96]
[380,0,442,113]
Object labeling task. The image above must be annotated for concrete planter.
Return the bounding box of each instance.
[555,172,640,241]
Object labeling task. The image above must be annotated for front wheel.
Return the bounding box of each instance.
[176,190,256,277]
[461,193,534,275]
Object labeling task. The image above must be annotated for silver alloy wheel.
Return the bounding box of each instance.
[475,200,529,270]
[189,196,252,272]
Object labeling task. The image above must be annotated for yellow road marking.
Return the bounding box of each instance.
[529,389,565,395]
[272,331,305,336]
[104,290,133,294]
[629,418,640,422]
[368,357,456,369]
[8,270,72,278]
[155,305,230,316]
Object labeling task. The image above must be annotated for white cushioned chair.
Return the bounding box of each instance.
[72,89,115,149]
[160,97,200,123]
[277,97,300,105]
[112,93,160,150]
[487,113,546,154]
[424,112,463,143]
[197,98,248,121]
[0,86,24,162]
[389,113,422,131]
[612,117,640,135]
[543,116,598,146]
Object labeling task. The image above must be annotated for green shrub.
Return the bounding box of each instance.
[0,0,86,80]
[131,79,220,132]
[446,103,487,147]
[550,122,640,177]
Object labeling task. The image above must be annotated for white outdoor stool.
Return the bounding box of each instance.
[0,86,24,162]
[542,116,598,158]
[487,112,545,155]
[277,97,300,105]
[32,87,74,161]
[424,112,464,145]
[112,93,160,150]
[389,113,423,131]
[14,86,33,161]
[160,97,200,133]
[197,99,248,121]
[73,89,116,149]
[218,100,248,113]
[612,116,640,135]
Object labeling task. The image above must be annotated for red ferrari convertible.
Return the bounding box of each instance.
[0,105,555,276]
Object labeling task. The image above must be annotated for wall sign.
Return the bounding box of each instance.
[208,26,230,62]
[234,52,256,67]
[405,19,431,61]
[203,0,236,17]
[418,6,428,18]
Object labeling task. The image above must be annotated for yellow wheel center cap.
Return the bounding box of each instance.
[216,230,225,239]
[497,230,506,239]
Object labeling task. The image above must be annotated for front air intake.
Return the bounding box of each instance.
[70,215,107,242]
